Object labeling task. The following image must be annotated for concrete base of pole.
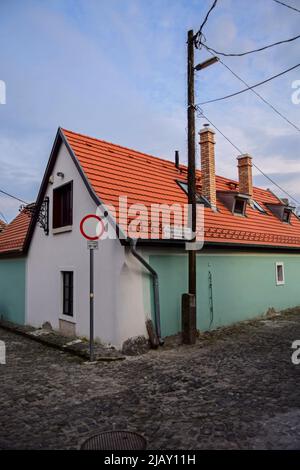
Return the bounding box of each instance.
[182,293,197,344]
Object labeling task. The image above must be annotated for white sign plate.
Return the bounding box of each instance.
[87,241,99,250]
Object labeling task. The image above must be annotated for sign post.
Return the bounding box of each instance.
[88,240,98,361]
[80,215,104,362]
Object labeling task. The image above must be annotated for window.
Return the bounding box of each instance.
[251,200,267,214]
[282,209,291,224]
[62,271,73,316]
[177,181,201,200]
[276,262,285,286]
[53,182,73,229]
[233,198,246,216]
[177,181,212,207]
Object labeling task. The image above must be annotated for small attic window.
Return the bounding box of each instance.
[177,181,211,207]
[251,200,267,214]
[283,209,291,224]
[233,198,246,216]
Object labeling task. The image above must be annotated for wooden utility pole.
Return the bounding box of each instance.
[182,29,197,345]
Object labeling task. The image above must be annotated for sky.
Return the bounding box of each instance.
[0,0,299,221]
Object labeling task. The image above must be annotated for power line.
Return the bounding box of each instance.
[204,32,300,57]
[199,62,300,106]
[217,59,300,133]
[196,107,300,205]
[0,189,28,204]
[194,0,218,49]
[272,0,300,13]
[200,47,300,133]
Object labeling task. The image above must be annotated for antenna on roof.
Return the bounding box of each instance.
[175,150,180,169]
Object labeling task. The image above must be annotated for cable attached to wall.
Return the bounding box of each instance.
[208,270,214,329]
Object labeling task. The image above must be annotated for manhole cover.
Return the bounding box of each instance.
[80,431,147,450]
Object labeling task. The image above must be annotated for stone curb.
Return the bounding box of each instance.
[0,320,125,362]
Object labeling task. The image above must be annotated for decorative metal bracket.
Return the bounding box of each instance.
[38,197,49,235]
[20,197,49,236]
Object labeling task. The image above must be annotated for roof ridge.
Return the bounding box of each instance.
[61,128,273,197]
[61,127,176,167]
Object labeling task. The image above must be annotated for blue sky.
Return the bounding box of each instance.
[0,0,299,221]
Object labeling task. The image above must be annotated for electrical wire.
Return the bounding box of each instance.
[194,0,218,49]
[196,107,300,205]
[272,0,300,13]
[0,189,28,204]
[199,62,300,106]
[204,32,300,57]
[200,46,300,133]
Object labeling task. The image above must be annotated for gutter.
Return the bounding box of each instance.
[122,237,300,253]
[129,238,164,346]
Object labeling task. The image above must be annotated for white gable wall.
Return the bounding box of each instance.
[26,142,148,347]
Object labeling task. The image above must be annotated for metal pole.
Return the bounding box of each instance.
[183,29,197,345]
[90,247,94,361]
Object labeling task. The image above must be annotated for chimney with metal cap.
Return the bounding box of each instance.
[237,154,253,197]
[199,123,217,210]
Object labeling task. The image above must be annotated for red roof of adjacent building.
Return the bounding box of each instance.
[0,219,6,232]
[0,210,32,255]
[62,128,300,249]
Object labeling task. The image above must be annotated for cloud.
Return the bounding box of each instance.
[0,0,299,221]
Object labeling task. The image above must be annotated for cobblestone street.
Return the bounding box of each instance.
[1,311,300,450]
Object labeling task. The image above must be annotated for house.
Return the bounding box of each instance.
[0,219,6,233]
[3,125,300,348]
[0,209,32,325]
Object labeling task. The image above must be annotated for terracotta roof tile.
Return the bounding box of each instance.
[0,210,32,255]
[62,128,300,249]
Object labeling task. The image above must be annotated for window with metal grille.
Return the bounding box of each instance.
[62,271,73,316]
[53,181,73,229]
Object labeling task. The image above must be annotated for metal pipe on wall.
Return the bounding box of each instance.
[129,238,164,346]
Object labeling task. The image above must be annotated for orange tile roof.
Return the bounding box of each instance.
[0,210,32,255]
[62,128,300,248]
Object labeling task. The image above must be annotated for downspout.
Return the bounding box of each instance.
[129,238,164,345]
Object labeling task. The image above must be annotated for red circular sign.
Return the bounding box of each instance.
[80,215,105,241]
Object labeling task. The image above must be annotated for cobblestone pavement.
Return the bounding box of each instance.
[1,312,300,450]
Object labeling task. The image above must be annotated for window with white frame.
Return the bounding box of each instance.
[276,262,285,286]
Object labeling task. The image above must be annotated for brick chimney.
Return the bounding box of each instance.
[237,154,253,197]
[199,124,217,210]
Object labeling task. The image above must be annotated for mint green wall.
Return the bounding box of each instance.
[0,258,26,325]
[149,254,300,337]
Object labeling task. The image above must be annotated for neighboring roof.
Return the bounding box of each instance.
[0,219,6,232]
[60,128,300,249]
[0,210,32,256]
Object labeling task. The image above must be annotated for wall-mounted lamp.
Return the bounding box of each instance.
[57,172,64,178]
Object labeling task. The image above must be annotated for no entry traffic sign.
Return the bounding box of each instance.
[80,214,105,241]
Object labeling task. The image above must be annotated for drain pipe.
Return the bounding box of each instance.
[129,238,164,346]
